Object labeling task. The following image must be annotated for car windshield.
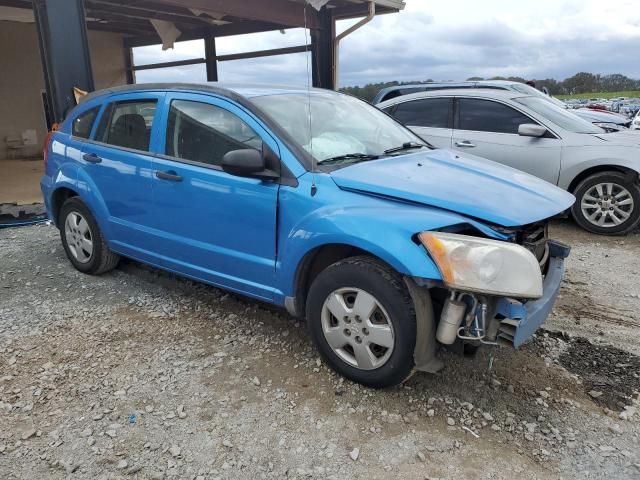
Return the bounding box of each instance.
[251,92,426,167]
[514,96,605,134]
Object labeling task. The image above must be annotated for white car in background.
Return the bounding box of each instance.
[632,110,640,131]
[379,89,640,235]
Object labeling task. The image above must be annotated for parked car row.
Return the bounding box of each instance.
[620,103,640,118]
[42,83,575,388]
[375,84,640,235]
[566,97,640,117]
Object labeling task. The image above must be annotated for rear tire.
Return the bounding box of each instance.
[306,256,416,388]
[59,197,120,275]
[572,171,640,235]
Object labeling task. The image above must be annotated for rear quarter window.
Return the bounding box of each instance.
[71,106,100,139]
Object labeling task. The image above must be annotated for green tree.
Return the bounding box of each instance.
[340,73,640,101]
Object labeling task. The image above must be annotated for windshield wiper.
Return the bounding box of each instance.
[318,153,380,164]
[383,141,433,154]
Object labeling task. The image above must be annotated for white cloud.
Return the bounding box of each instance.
[133,0,640,86]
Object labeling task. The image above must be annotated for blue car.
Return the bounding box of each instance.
[41,83,574,387]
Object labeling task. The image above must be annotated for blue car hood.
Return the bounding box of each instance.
[330,149,575,227]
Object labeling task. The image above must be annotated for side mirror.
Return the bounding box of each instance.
[221,149,279,181]
[518,124,548,138]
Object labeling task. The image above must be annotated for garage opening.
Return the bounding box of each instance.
[0,0,405,226]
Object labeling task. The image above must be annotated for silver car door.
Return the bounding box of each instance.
[386,97,453,149]
[452,97,562,185]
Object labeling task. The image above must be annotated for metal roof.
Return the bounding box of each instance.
[292,0,406,10]
[0,0,404,42]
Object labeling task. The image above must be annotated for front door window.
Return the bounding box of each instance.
[165,100,262,166]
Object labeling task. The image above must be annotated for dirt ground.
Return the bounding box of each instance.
[0,160,44,205]
[1,220,639,479]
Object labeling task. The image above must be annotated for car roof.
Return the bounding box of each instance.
[377,88,525,107]
[372,80,523,104]
[80,82,337,105]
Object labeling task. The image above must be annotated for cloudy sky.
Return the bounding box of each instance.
[134,0,640,87]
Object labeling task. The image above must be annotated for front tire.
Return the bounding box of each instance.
[306,256,416,388]
[572,171,640,235]
[59,197,120,275]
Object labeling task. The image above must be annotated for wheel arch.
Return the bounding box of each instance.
[51,186,80,227]
[567,165,639,193]
[290,242,435,319]
[568,165,640,234]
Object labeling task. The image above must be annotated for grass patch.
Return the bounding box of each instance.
[556,91,640,100]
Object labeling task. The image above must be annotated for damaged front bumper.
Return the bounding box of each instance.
[495,240,571,348]
[407,240,570,374]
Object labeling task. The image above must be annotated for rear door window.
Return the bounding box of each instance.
[71,106,100,139]
[165,100,262,167]
[392,98,451,128]
[457,98,533,134]
[98,100,157,152]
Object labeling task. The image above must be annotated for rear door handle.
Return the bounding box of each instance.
[83,152,102,163]
[155,170,183,182]
[455,140,476,148]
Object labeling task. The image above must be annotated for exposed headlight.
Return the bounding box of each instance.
[419,232,543,299]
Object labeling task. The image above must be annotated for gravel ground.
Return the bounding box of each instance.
[1,220,639,479]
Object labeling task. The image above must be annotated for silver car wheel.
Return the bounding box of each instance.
[580,182,635,228]
[64,212,94,264]
[321,287,395,371]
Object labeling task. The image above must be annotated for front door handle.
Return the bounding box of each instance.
[83,152,102,163]
[455,140,476,148]
[156,170,183,182]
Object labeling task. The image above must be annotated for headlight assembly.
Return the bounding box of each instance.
[419,232,543,299]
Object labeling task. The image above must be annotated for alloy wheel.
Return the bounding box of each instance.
[580,182,634,228]
[320,287,395,371]
[64,212,94,263]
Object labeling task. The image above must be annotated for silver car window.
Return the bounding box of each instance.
[458,98,533,134]
[393,98,451,128]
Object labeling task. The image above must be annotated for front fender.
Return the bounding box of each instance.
[276,179,502,300]
[281,204,443,281]
[559,150,640,190]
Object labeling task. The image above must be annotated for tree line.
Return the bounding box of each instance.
[340,72,640,102]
